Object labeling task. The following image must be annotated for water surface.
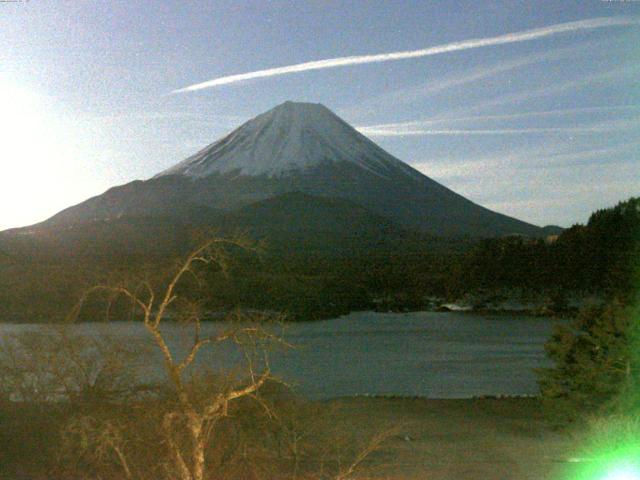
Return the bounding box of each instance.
[0,311,557,399]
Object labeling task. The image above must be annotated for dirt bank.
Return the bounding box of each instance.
[0,397,577,479]
[326,396,574,480]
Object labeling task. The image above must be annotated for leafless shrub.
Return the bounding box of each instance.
[62,237,289,480]
[21,236,396,480]
[0,326,149,405]
[57,382,397,480]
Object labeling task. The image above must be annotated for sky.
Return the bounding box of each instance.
[1,0,639,231]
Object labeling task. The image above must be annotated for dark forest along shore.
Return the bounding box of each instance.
[0,311,557,399]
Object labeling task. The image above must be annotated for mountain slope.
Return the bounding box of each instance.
[219,191,408,255]
[0,192,413,258]
[33,101,541,237]
[156,101,421,179]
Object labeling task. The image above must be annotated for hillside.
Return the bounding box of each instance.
[31,101,544,239]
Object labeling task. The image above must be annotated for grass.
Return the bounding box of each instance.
[0,396,577,480]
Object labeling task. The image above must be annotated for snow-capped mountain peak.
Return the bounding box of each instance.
[156,101,413,179]
[37,101,543,238]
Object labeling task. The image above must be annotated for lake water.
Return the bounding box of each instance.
[0,311,558,399]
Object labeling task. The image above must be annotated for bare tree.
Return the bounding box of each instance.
[62,415,135,479]
[0,326,146,405]
[69,237,286,480]
[54,237,402,480]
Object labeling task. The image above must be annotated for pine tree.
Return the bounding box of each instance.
[537,300,640,422]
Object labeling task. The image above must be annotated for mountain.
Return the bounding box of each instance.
[541,225,565,236]
[0,192,410,258]
[218,191,411,256]
[38,101,543,238]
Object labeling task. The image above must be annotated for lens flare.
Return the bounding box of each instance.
[0,78,104,230]
[601,463,640,480]
[564,432,640,480]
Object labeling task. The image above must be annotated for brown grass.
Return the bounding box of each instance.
[0,396,577,480]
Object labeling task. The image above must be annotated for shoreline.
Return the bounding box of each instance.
[0,306,567,325]
[1,396,573,479]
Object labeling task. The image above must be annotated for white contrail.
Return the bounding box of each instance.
[432,105,640,123]
[449,63,639,116]
[172,16,638,93]
[341,41,595,116]
[415,142,640,179]
[356,105,640,135]
[358,117,640,136]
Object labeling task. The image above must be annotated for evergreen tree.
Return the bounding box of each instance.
[537,300,640,422]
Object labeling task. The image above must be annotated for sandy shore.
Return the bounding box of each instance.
[326,396,574,480]
[1,396,577,479]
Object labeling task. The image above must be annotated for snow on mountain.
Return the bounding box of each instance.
[156,101,420,180]
[31,100,544,238]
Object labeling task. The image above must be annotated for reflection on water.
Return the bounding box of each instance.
[0,311,557,399]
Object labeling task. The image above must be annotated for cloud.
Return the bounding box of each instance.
[363,62,640,131]
[414,142,640,180]
[341,41,600,117]
[172,16,639,93]
[412,146,639,226]
[91,111,245,126]
[361,105,640,129]
[446,63,640,117]
[521,142,640,168]
[433,105,640,124]
[358,116,640,137]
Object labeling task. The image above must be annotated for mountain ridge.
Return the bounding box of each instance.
[155,101,421,180]
[13,101,545,238]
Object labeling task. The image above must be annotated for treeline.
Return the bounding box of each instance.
[0,237,454,323]
[200,250,459,321]
[449,197,640,302]
[204,197,639,319]
[1,198,637,323]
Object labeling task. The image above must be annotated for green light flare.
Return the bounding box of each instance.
[557,198,640,480]
[601,462,640,480]
[563,442,640,480]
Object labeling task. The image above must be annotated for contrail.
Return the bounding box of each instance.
[341,41,595,116]
[358,117,640,136]
[356,105,640,133]
[173,16,638,93]
[416,142,640,179]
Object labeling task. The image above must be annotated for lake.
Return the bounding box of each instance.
[0,311,558,399]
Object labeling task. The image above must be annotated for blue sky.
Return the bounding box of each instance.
[1,0,638,230]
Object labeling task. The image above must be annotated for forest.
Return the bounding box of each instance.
[0,197,637,323]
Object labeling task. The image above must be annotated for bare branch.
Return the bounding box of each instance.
[334,426,400,480]
[67,284,152,323]
[163,413,192,480]
[176,338,211,373]
[152,238,252,328]
[225,367,271,403]
[63,235,289,480]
